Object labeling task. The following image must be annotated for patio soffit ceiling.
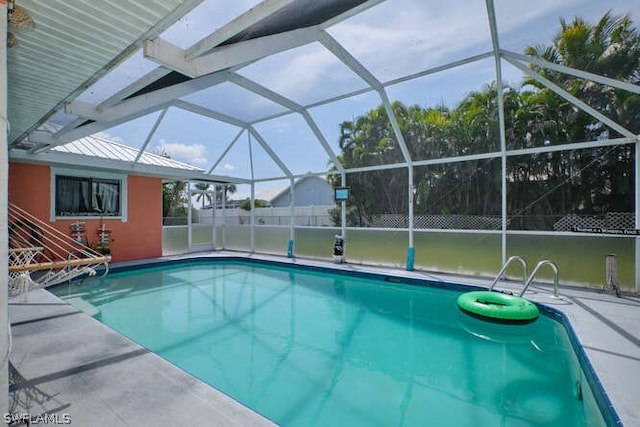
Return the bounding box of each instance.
[6,0,201,147]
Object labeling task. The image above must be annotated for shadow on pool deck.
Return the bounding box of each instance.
[7,252,640,426]
[8,289,276,427]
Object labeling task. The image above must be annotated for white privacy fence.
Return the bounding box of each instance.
[195,205,336,227]
[188,208,635,231]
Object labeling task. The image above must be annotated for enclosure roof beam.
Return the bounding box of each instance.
[208,129,245,175]
[184,0,387,61]
[22,131,53,146]
[172,100,247,129]
[101,67,174,110]
[64,70,231,124]
[506,57,637,140]
[228,73,344,173]
[333,135,633,173]
[343,162,408,174]
[250,86,374,125]
[49,68,173,141]
[300,110,345,173]
[378,90,414,166]
[506,137,631,157]
[229,73,300,112]
[320,0,388,29]
[250,51,495,127]
[248,126,293,178]
[145,26,322,78]
[171,100,254,177]
[414,151,501,167]
[319,31,413,166]
[502,50,640,95]
[31,98,173,154]
[384,51,494,88]
[317,31,382,92]
[252,170,340,183]
[185,0,300,59]
[36,70,234,152]
[134,107,168,163]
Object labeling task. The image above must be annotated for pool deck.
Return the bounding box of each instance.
[7,251,640,426]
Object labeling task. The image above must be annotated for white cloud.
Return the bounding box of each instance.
[238,41,366,105]
[327,0,493,81]
[223,163,235,171]
[94,131,125,144]
[233,0,631,109]
[156,139,208,166]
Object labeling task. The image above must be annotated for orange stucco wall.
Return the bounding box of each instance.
[8,162,163,262]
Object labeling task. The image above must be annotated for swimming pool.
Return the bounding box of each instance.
[51,258,618,426]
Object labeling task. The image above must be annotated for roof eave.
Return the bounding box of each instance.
[9,150,249,184]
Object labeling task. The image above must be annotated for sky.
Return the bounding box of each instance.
[64,0,640,201]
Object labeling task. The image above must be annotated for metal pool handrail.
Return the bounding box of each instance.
[489,255,527,291]
[519,260,559,298]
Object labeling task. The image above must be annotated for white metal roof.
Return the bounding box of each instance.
[51,134,202,172]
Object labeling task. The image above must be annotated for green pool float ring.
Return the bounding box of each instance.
[457,291,539,321]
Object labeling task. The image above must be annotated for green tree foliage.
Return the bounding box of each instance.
[239,198,269,211]
[162,181,188,224]
[518,11,639,218]
[333,12,638,229]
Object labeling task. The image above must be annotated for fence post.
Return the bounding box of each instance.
[603,254,621,297]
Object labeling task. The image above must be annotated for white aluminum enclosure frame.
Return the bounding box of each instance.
[51,0,640,289]
[8,0,640,292]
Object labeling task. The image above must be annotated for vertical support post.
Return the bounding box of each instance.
[211,188,217,249]
[187,185,192,251]
[341,172,347,252]
[221,186,227,249]
[378,90,414,270]
[248,134,255,253]
[636,140,640,293]
[406,166,415,271]
[604,254,621,296]
[500,111,508,265]
[486,0,508,265]
[1,1,10,416]
[288,177,295,258]
[636,235,640,293]
[250,182,255,252]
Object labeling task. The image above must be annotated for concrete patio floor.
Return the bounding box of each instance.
[8,288,276,427]
[7,252,640,426]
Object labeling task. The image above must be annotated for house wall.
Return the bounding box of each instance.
[8,162,163,262]
[271,176,334,207]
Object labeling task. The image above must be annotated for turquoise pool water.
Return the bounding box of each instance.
[52,259,612,426]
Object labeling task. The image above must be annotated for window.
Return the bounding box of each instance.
[55,175,121,217]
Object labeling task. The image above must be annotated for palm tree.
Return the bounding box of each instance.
[520,11,638,217]
[194,183,212,209]
[215,184,237,204]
